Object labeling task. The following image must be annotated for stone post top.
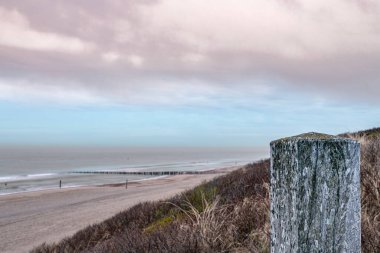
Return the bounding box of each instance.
[270,132,359,145]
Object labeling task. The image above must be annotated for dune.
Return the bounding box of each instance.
[0,168,238,253]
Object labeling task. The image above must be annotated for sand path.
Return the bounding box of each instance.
[0,169,235,253]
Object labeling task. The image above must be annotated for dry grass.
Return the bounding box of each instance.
[31,128,380,253]
[173,195,237,252]
[357,136,380,252]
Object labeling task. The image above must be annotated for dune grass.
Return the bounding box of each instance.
[32,129,380,253]
[354,133,380,252]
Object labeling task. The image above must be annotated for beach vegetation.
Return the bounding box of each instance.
[143,216,175,234]
[183,184,218,212]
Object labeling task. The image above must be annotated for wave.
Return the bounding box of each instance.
[0,173,58,182]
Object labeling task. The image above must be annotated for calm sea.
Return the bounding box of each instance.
[0,146,268,195]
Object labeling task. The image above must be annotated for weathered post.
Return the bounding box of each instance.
[270,133,361,252]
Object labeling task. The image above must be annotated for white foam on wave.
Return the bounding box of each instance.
[0,175,23,182]
[27,173,56,178]
[0,173,57,182]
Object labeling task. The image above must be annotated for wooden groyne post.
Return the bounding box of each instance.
[270,133,361,252]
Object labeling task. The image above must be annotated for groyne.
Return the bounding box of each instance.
[72,170,220,176]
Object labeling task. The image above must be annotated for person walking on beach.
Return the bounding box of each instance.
[125,179,128,189]
[59,180,62,189]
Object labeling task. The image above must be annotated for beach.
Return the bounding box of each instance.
[0,167,238,253]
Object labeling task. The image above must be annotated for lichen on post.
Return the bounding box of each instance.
[270,132,361,253]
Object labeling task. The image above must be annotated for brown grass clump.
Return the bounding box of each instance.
[174,195,237,252]
[356,135,380,252]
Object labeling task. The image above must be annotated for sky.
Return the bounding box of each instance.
[0,0,380,147]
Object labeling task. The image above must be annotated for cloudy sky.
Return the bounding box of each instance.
[0,0,379,146]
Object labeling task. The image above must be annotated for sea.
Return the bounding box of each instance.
[0,146,268,195]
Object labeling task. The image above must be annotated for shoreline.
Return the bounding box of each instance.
[0,175,170,197]
[0,165,241,253]
[0,164,240,197]
[0,166,231,197]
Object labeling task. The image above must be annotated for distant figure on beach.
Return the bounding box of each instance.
[59,180,62,189]
[4,182,7,188]
[125,179,128,189]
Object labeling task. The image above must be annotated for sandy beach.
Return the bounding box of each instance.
[0,167,238,253]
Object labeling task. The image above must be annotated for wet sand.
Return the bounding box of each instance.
[0,166,239,253]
